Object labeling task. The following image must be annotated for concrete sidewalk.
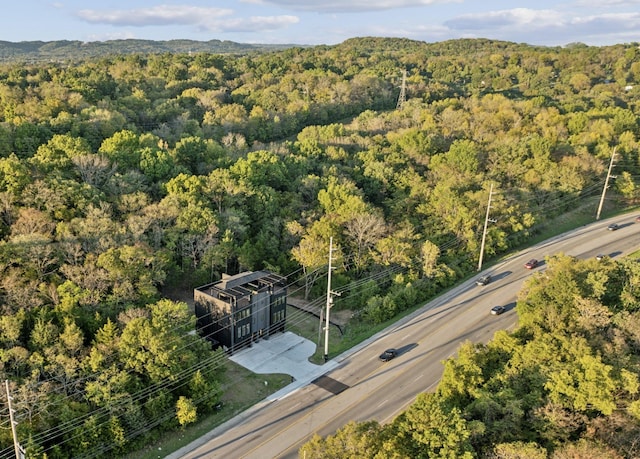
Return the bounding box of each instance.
[229,331,330,385]
[166,331,338,459]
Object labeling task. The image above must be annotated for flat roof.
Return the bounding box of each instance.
[196,271,286,300]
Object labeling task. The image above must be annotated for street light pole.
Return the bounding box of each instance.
[323,237,334,363]
[596,147,617,220]
[478,183,495,272]
[6,380,22,459]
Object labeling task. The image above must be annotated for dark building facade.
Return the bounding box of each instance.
[194,271,287,352]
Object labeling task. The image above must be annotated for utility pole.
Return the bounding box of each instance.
[596,147,617,220]
[396,69,407,109]
[323,237,339,363]
[5,380,22,459]
[478,183,495,272]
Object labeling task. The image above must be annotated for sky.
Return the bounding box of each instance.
[2,1,640,47]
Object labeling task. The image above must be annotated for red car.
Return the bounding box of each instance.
[524,259,538,269]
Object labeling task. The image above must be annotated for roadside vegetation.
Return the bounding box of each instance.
[301,253,640,458]
[0,36,639,458]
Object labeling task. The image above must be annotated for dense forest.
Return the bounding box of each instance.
[0,36,639,458]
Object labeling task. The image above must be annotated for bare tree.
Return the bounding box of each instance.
[345,213,386,272]
[72,154,117,187]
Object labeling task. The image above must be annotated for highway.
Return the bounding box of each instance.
[180,212,640,459]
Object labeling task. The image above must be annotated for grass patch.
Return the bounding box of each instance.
[524,197,600,246]
[285,304,324,346]
[524,197,639,247]
[627,249,640,259]
[284,304,345,364]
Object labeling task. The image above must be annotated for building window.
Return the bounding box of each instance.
[236,308,251,320]
[237,323,250,339]
[272,296,285,308]
[272,309,285,323]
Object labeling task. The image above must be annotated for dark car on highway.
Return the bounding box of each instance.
[524,259,538,269]
[379,349,397,362]
[490,305,506,315]
[476,275,491,286]
[608,223,619,231]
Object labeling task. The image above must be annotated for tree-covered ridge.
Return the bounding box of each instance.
[301,254,640,458]
[0,39,295,63]
[0,37,639,457]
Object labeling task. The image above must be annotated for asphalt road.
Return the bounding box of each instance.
[180,212,640,459]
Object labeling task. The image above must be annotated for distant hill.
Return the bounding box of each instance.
[0,39,301,62]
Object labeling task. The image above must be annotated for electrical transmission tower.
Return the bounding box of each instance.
[396,69,407,109]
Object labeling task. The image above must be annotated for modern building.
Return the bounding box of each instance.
[194,271,287,352]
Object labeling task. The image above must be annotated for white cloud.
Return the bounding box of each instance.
[444,8,562,31]
[564,12,640,37]
[202,15,300,33]
[75,5,299,35]
[443,8,640,45]
[246,0,461,13]
[76,5,233,27]
[573,0,640,7]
